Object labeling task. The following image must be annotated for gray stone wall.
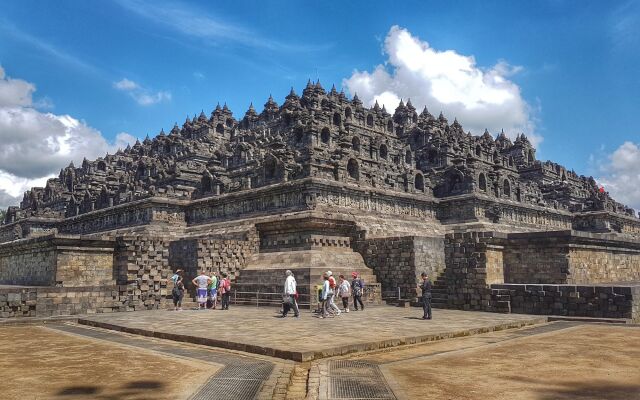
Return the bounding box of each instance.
[503,244,570,284]
[442,232,494,310]
[490,283,640,322]
[169,231,258,282]
[355,236,444,299]
[0,235,115,287]
[501,231,640,284]
[0,243,56,286]
[0,285,124,318]
[115,235,173,310]
[569,247,640,283]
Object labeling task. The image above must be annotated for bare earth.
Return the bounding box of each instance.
[381,324,640,400]
[0,326,217,400]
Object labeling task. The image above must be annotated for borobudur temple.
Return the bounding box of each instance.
[1,80,639,320]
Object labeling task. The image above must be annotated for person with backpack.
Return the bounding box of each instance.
[219,272,231,310]
[208,271,219,310]
[351,271,365,311]
[326,271,341,316]
[171,270,185,311]
[338,274,351,312]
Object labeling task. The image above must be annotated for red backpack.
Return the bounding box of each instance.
[328,276,336,289]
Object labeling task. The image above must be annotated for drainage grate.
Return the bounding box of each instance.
[327,360,395,400]
[189,377,263,400]
[329,360,382,377]
[215,363,273,380]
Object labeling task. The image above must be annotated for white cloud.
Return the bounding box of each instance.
[597,141,640,212]
[0,66,136,209]
[0,66,35,107]
[113,78,171,106]
[114,0,327,52]
[343,26,539,146]
[114,78,139,90]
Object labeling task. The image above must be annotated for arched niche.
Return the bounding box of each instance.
[352,136,360,152]
[415,173,425,191]
[347,158,359,181]
[320,127,330,144]
[333,112,341,126]
[379,144,388,159]
[479,173,487,192]
[503,179,511,198]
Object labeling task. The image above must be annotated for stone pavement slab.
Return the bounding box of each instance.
[380,323,640,400]
[78,305,545,361]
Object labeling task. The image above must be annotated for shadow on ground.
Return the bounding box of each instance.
[56,380,166,399]
[507,376,640,400]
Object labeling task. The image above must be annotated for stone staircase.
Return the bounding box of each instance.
[233,252,381,308]
[431,277,449,308]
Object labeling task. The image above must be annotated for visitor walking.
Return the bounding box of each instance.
[326,271,341,316]
[219,272,231,310]
[281,270,299,318]
[338,274,351,312]
[351,272,365,311]
[209,271,219,309]
[320,273,331,318]
[420,272,432,320]
[192,270,212,310]
[171,270,185,311]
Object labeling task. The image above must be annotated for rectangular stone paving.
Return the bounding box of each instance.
[78,306,545,361]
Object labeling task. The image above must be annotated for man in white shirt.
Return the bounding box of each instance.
[281,270,299,318]
[192,270,212,310]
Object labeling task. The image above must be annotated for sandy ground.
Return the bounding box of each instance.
[0,325,217,400]
[383,324,640,400]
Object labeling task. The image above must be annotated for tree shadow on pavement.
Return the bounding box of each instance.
[507,376,640,400]
[56,380,166,399]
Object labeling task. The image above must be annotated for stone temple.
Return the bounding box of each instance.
[1,80,639,321]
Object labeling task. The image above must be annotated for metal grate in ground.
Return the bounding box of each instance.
[327,360,395,400]
[47,323,273,400]
[190,377,264,400]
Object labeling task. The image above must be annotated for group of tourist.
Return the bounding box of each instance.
[316,270,365,318]
[170,268,433,320]
[170,269,231,311]
[277,269,366,318]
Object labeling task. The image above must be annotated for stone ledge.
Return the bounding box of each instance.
[77,312,546,362]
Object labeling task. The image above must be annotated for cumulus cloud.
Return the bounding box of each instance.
[597,141,640,212]
[343,26,539,146]
[113,78,171,106]
[0,66,136,209]
[0,66,35,107]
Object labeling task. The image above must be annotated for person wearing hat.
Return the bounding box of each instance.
[171,269,185,311]
[351,272,365,311]
[326,271,341,317]
[420,272,432,320]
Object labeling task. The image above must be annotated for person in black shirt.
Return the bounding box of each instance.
[420,272,432,320]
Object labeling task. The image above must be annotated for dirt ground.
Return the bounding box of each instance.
[383,324,640,400]
[0,325,217,400]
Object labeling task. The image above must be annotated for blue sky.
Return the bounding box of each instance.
[0,0,639,209]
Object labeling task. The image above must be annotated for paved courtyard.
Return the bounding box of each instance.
[375,323,640,400]
[0,308,639,399]
[0,325,216,399]
[78,305,544,361]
